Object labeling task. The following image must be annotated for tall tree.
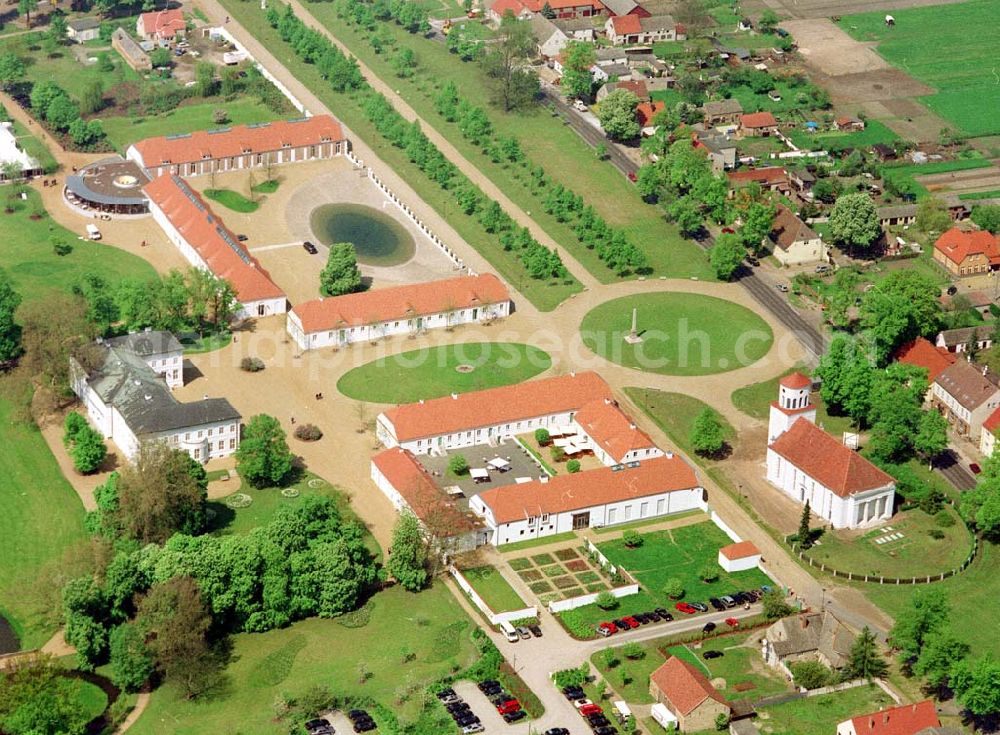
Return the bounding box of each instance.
[915,197,952,234]
[690,408,725,455]
[0,654,88,735]
[480,11,537,111]
[17,0,37,29]
[971,204,1000,234]
[236,414,294,488]
[829,192,880,252]
[709,232,747,281]
[597,88,640,141]
[386,511,430,591]
[319,243,363,297]
[913,629,969,691]
[796,500,812,548]
[0,52,24,90]
[950,656,1000,718]
[890,587,949,663]
[560,41,596,101]
[108,622,154,692]
[859,270,941,365]
[0,269,23,363]
[844,626,888,680]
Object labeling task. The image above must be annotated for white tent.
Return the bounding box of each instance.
[651,703,677,728]
[488,457,511,471]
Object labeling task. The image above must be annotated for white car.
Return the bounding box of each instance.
[573,99,588,112]
[573,699,594,710]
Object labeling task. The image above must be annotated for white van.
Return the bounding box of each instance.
[86,224,101,241]
[498,620,519,642]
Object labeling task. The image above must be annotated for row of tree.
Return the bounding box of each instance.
[28,81,105,148]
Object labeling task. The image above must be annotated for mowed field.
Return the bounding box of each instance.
[840,1,1000,136]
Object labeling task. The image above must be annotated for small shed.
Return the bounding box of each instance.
[67,17,101,43]
[718,540,761,572]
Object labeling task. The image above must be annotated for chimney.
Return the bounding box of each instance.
[666,451,674,459]
[203,394,208,400]
[604,398,611,405]
[451,393,458,400]
[540,475,549,483]
[419,399,424,404]
[629,423,636,430]
[984,365,989,377]
[570,371,576,377]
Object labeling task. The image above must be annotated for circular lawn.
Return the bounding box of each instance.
[580,293,773,376]
[337,342,552,403]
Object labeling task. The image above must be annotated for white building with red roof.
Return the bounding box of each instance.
[836,700,940,735]
[136,9,186,43]
[144,174,287,320]
[488,0,604,22]
[126,116,347,179]
[649,657,731,733]
[604,14,683,45]
[766,372,895,529]
[718,540,760,572]
[573,397,662,465]
[286,274,511,350]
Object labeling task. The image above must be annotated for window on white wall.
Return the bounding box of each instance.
[608,508,617,523]
[656,499,665,514]
[640,502,649,517]
[624,506,632,521]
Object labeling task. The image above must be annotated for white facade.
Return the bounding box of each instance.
[287,300,510,351]
[767,380,815,443]
[470,486,704,546]
[773,234,828,266]
[126,139,344,179]
[718,551,760,573]
[575,426,662,466]
[981,427,997,457]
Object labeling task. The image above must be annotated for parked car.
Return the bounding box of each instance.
[562,686,586,701]
[627,171,637,183]
[302,240,318,254]
[437,687,457,700]
[478,680,500,693]
[622,616,640,629]
[776,283,789,292]
[702,621,717,634]
[815,264,831,274]
[645,610,660,621]
[529,624,543,638]
[573,699,595,710]
[497,700,521,715]
[462,725,485,734]
[579,704,602,716]
[675,602,697,614]
[352,720,376,733]
[544,729,570,735]
[761,585,773,594]
[720,596,737,609]
[304,718,334,735]
[971,463,982,474]
[709,597,725,611]
[725,617,740,627]
[236,233,248,242]
[588,715,612,728]
[503,710,526,723]
[703,650,724,660]
[690,602,709,612]
[612,618,629,630]
[654,608,673,621]
[516,626,532,640]
[347,710,370,722]
[573,99,588,112]
[594,728,619,735]
[596,622,616,637]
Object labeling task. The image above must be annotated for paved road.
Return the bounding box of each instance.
[934,449,978,492]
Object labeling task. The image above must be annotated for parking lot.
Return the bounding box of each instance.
[453,681,521,735]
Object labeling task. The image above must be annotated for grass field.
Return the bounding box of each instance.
[623,388,735,461]
[460,566,527,613]
[757,683,894,735]
[204,187,261,213]
[840,1,1000,137]
[730,367,853,436]
[291,0,714,284]
[9,119,58,173]
[216,0,582,311]
[786,119,899,153]
[580,293,773,376]
[880,157,993,199]
[129,585,479,735]
[336,343,551,403]
[71,678,109,723]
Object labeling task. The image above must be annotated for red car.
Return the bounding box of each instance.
[579,704,602,716]
[622,616,640,629]
[497,700,521,715]
[627,171,638,183]
[971,463,982,475]
[725,617,740,628]
[597,622,617,636]
[675,602,698,615]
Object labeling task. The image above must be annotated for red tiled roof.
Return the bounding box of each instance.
[768,419,894,498]
[143,175,285,304]
[894,338,956,382]
[933,227,1000,266]
[726,166,788,186]
[650,657,730,716]
[983,405,1000,434]
[741,111,778,128]
[574,398,657,461]
[780,371,811,389]
[477,455,699,524]
[490,0,527,15]
[720,540,760,560]
[847,700,940,735]
[610,14,641,34]
[499,0,603,10]
[615,80,649,99]
[140,8,185,38]
[131,116,344,169]
[291,274,510,333]
[636,101,666,127]
[372,448,484,535]
[934,360,1000,411]
[382,371,614,442]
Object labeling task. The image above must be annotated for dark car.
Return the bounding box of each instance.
[347,710,369,722]
[645,610,660,621]
[612,618,629,630]
[436,688,457,700]
[447,703,470,714]
[478,680,500,692]
[633,612,649,624]
[971,463,982,474]
[594,728,619,735]
[304,718,334,735]
[503,711,526,723]
[655,608,673,621]
[490,694,513,707]
[544,729,570,735]
[353,720,376,733]
[731,592,749,605]
[563,686,585,700]
[702,621,717,633]
[709,597,726,611]
[690,602,709,612]
[703,650,724,660]
[529,625,543,637]
[236,233,249,242]
[303,240,318,254]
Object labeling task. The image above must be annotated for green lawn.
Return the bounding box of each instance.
[129,584,479,735]
[880,157,992,199]
[101,99,285,152]
[460,565,527,613]
[216,0,582,311]
[251,178,281,194]
[591,510,703,535]
[623,388,735,460]
[757,683,894,735]
[70,678,109,723]
[178,331,232,355]
[204,188,261,213]
[580,293,773,376]
[336,342,551,403]
[840,0,1000,137]
[786,119,899,153]
[497,531,576,553]
[286,0,714,284]
[9,119,58,173]
[730,367,853,436]
[0,190,156,300]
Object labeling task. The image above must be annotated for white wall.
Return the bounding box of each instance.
[774,236,827,266]
[719,553,760,573]
[548,583,640,613]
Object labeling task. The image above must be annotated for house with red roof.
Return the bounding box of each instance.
[766,373,895,529]
[718,540,760,572]
[726,166,789,194]
[834,115,865,132]
[136,8,186,43]
[932,226,1000,277]
[649,657,731,732]
[488,0,604,22]
[487,0,533,22]
[126,116,346,179]
[836,700,940,735]
[573,397,662,465]
[286,274,511,350]
[894,337,957,382]
[740,111,778,137]
[604,13,683,45]
[636,101,666,131]
[980,405,1000,457]
[144,175,287,320]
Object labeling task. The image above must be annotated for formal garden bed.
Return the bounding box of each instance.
[508,546,620,606]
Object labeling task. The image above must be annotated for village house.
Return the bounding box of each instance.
[788,168,814,194]
[769,204,826,266]
[833,115,865,132]
[636,100,665,133]
[286,274,512,351]
[529,15,569,57]
[692,128,737,172]
[877,204,917,229]
[136,8,186,43]
[572,398,663,465]
[488,0,604,22]
[767,373,896,529]
[726,166,789,195]
[596,79,649,102]
[111,28,151,73]
[600,0,648,17]
[740,111,779,137]
[933,226,1000,277]
[980,407,1000,458]
[702,99,743,127]
[127,116,347,179]
[71,332,240,463]
[66,17,101,43]
[144,174,287,320]
[487,0,534,21]
[718,540,760,573]
[936,326,994,354]
[763,610,856,672]
[604,14,684,45]
[649,657,731,732]
[931,359,1000,438]
[836,700,941,735]
[894,337,957,382]
[555,16,599,41]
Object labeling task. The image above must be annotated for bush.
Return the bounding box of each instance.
[213,108,230,124]
[662,578,684,600]
[52,240,72,256]
[553,664,589,689]
[698,565,719,583]
[63,411,88,446]
[595,591,618,610]
[790,660,832,689]
[293,423,323,441]
[566,459,581,473]
[240,356,265,372]
[762,589,793,620]
[622,642,644,660]
[448,454,469,475]
[935,509,956,527]
[927,528,945,540]
[551,446,566,462]
[622,530,643,548]
[534,428,551,446]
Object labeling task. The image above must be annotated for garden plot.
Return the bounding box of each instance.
[508,547,617,606]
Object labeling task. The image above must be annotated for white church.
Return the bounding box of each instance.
[765,373,896,530]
